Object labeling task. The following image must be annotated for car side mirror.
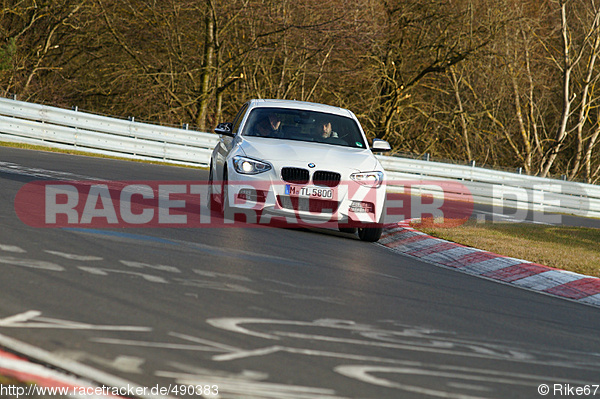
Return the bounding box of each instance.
[371,138,391,153]
[214,122,234,136]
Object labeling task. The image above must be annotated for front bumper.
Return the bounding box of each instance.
[225,169,386,226]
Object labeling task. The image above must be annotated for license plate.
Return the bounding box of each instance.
[285,184,333,199]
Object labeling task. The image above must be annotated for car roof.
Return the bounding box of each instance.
[247,99,355,118]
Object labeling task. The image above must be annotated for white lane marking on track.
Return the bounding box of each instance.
[0,350,118,394]
[447,382,492,392]
[0,256,64,271]
[206,318,376,341]
[100,355,146,374]
[0,332,166,399]
[88,332,242,354]
[211,345,455,364]
[44,250,103,261]
[0,244,26,253]
[336,365,495,398]
[90,337,232,352]
[168,332,241,352]
[273,331,532,361]
[0,311,151,331]
[57,350,146,374]
[208,318,590,366]
[155,369,349,399]
[212,346,287,361]
[173,278,261,294]
[78,267,168,283]
[270,290,345,304]
[120,260,181,273]
[193,269,251,281]
[0,161,100,181]
[334,365,598,398]
[0,310,42,326]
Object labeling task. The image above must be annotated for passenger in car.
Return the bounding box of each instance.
[315,118,338,139]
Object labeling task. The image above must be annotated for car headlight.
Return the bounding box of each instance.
[232,156,272,175]
[350,171,384,188]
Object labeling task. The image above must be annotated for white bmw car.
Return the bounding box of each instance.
[208,99,391,242]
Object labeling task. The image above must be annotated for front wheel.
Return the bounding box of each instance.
[221,168,231,219]
[357,226,383,242]
[208,166,221,212]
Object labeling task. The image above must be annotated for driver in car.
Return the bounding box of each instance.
[254,114,282,137]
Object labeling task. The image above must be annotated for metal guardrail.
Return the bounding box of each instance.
[0,97,598,218]
[378,157,600,219]
[0,97,218,167]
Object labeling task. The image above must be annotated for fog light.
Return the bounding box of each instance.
[350,201,374,213]
[237,189,266,202]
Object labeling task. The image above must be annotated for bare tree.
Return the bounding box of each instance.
[361,0,500,153]
[0,1,88,100]
[2,0,600,182]
[539,0,600,178]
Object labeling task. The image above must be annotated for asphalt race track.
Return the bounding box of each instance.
[0,146,599,399]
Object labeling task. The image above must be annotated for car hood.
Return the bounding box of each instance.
[238,137,381,172]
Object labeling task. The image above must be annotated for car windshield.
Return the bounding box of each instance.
[242,108,367,149]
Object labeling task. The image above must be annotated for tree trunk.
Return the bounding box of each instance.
[196,4,216,130]
[540,1,572,178]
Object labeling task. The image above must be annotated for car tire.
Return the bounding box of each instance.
[221,168,231,219]
[357,225,383,242]
[208,165,222,212]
